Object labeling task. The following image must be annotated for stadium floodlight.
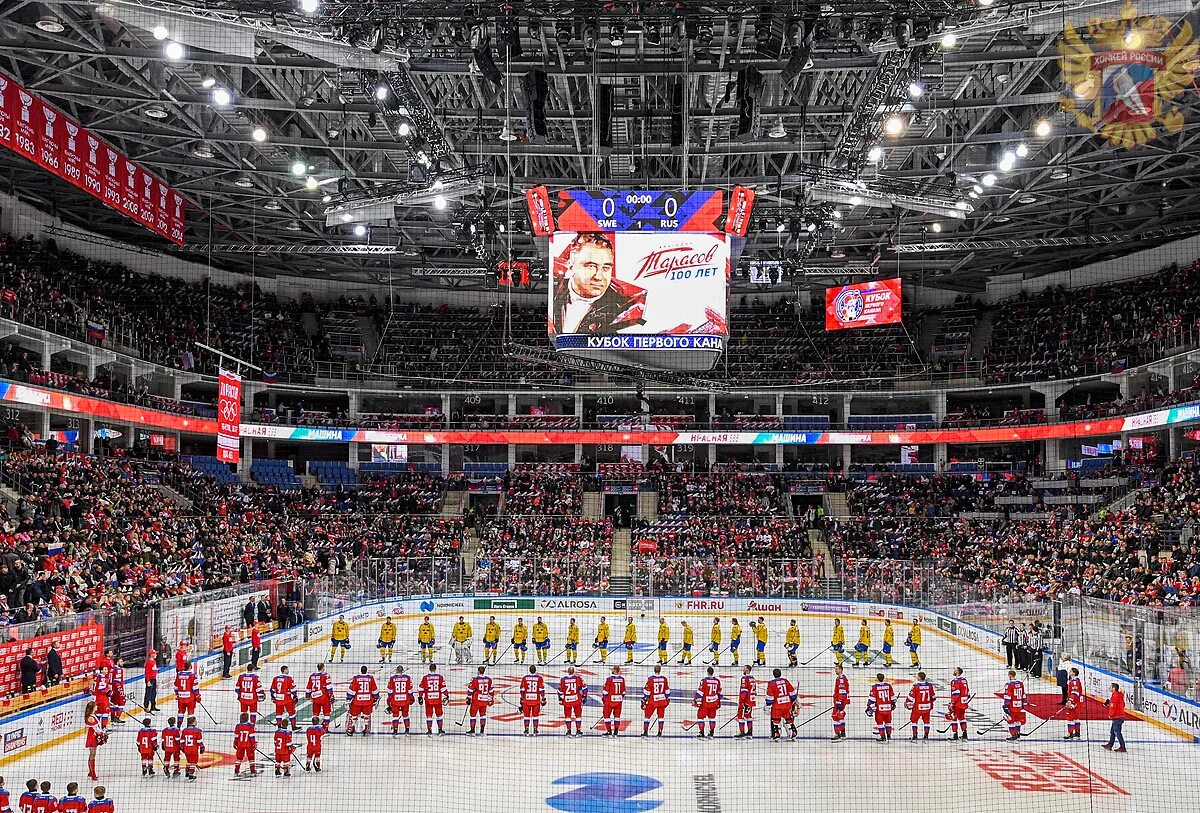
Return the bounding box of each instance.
[1015,142,1030,158]
[290,159,307,176]
[251,126,268,142]
[1034,119,1053,137]
[809,179,973,219]
[299,0,320,13]
[152,25,169,40]
[164,41,185,61]
[866,145,884,163]
[433,194,447,210]
[212,86,233,107]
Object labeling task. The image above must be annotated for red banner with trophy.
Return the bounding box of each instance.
[217,368,242,464]
[825,278,904,331]
[0,72,185,245]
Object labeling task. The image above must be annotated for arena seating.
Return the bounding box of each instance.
[984,258,1200,383]
[655,470,787,515]
[472,516,611,594]
[502,466,583,515]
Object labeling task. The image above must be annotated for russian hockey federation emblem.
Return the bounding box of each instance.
[547,773,663,813]
[1059,0,1198,148]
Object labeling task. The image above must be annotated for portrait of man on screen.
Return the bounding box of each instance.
[549,232,647,336]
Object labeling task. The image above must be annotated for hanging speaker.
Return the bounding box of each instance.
[524,69,548,139]
[735,67,762,139]
[669,78,684,147]
[597,84,614,148]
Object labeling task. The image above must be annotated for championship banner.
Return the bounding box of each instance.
[216,368,242,463]
[547,230,729,370]
[825,277,903,331]
[724,186,756,237]
[0,71,185,245]
[525,185,555,235]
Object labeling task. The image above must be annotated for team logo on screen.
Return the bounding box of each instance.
[833,288,865,323]
[1059,1,1196,148]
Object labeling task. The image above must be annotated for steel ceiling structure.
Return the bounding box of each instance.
[0,0,1198,294]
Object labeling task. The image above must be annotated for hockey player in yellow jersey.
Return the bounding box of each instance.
[483,617,502,665]
[657,618,670,665]
[907,619,923,668]
[882,619,895,667]
[709,618,722,666]
[831,619,846,666]
[533,618,550,664]
[730,618,742,666]
[330,615,351,662]
[417,616,435,663]
[624,618,637,664]
[681,622,695,665]
[451,615,474,665]
[565,618,580,664]
[512,618,529,663]
[753,617,768,666]
[854,620,871,667]
[594,617,610,664]
[785,620,801,668]
[377,617,397,663]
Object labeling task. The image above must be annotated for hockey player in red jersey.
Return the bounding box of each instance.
[174,664,199,718]
[693,667,723,739]
[345,665,379,737]
[1002,669,1028,741]
[232,713,258,777]
[558,666,588,737]
[273,725,296,777]
[906,671,937,739]
[236,665,264,725]
[948,666,971,740]
[765,668,798,741]
[180,716,205,782]
[601,666,626,736]
[160,716,181,778]
[520,665,547,736]
[270,666,298,729]
[135,718,157,777]
[107,658,126,726]
[466,666,495,736]
[831,664,850,741]
[735,665,757,740]
[867,673,896,742]
[307,664,334,731]
[641,665,671,737]
[418,663,448,736]
[305,717,326,772]
[1064,667,1083,740]
[386,665,414,735]
[91,668,111,729]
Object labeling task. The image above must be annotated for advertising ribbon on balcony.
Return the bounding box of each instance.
[217,368,242,464]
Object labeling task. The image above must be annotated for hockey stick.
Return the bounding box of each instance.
[936,694,977,733]
[637,647,660,665]
[719,704,750,731]
[549,647,568,665]
[197,700,221,726]
[663,646,686,666]
[1019,704,1070,738]
[705,645,729,666]
[795,704,835,730]
[454,704,470,727]
[801,646,833,666]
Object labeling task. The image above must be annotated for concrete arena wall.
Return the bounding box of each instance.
[0,595,1195,766]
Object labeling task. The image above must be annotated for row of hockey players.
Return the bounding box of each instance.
[331,614,926,669]
[322,660,1062,743]
[0,778,114,812]
[129,713,328,780]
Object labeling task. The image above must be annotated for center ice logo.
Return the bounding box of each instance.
[547,773,663,813]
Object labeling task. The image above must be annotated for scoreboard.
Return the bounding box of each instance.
[530,187,756,372]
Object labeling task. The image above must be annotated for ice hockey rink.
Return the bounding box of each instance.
[3,611,1196,813]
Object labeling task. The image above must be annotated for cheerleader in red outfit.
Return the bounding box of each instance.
[83,701,108,781]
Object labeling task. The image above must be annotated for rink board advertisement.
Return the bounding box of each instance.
[547,230,729,368]
[0,624,102,697]
[825,277,903,331]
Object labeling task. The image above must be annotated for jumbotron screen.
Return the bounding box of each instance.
[529,187,754,371]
